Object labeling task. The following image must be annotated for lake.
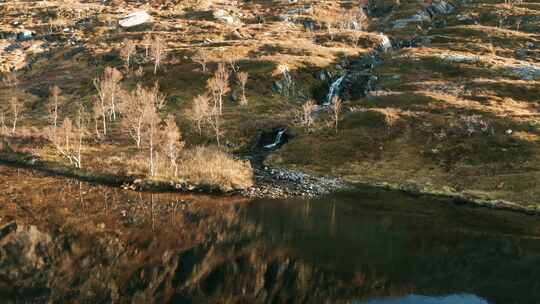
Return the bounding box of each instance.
[0,165,539,303]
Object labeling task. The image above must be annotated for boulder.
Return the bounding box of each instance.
[119,11,151,28]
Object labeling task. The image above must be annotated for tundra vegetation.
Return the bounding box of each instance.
[0,0,538,204]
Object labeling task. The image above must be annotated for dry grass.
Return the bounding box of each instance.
[179,146,253,191]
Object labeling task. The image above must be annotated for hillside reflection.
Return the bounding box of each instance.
[1,166,539,303]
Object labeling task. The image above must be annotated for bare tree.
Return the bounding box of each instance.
[0,111,7,136]
[9,97,22,135]
[45,107,85,168]
[188,94,210,135]
[301,99,316,131]
[193,49,210,73]
[94,67,123,125]
[237,71,248,106]
[208,105,222,146]
[151,35,166,75]
[163,114,184,177]
[330,96,342,134]
[1,72,19,88]
[141,83,166,176]
[120,38,136,72]
[47,85,62,128]
[91,96,103,138]
[226,52,240,73]
[120,84,153,148]
[73,107,85,168]
[142,33,152,58]
[144,101,160,176]
[207,63,230,114]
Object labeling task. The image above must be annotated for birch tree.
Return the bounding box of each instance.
[187,94,210,135]
[237,71,248,106]
[163,114,184,177]
[330,96,342,134]
[193,49,209,73]
[207,62,230,114]
[45,107,86,168]
[120,39,136,71]
[151,35,166,75]
[47,85,62,128]
[93,67,123,134]
[9,97,22,135]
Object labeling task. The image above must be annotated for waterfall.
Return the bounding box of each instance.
[264,129,287,149]
[325,76,345,105]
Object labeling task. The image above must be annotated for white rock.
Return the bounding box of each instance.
[119,11,151,28]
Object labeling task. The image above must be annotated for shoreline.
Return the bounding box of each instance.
[1,151,538,216]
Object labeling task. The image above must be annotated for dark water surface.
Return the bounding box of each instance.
[0,166,539,303]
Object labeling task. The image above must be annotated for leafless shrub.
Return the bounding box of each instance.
[179,146,254,191]
[340,7,366,31]
[192,49,210,73]
[457,115,493,136]
[134,66,144,79]
[237,71,249,106]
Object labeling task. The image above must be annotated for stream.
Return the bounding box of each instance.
[1,165,540,303]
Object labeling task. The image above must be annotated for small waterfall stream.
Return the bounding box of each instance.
[264,129,287,149]
[324,76,345,105]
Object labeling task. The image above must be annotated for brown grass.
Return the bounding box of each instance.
[179,146,253,191]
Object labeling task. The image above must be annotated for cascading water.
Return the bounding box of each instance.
[325,76,345,105]
[264,129,287,149]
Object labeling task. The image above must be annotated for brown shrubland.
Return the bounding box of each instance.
[179,146,253,192]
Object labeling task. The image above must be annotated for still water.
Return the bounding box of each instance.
[0,166,539,303]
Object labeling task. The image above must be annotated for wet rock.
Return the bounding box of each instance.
[378,34,392,52]
[242,167,348,199]
[0,222,17,240]
[505,63,540,80]
[17,30,34,41]
[427,0,455,16]
[515,48,527,59]
[393,11,431,29]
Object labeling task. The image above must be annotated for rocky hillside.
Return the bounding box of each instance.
[0,0,539,206]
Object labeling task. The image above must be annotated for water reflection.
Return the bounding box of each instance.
[1,166,540,303]
[358,294,489,304]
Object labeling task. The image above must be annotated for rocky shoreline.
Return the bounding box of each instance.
[1,151,539,216]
